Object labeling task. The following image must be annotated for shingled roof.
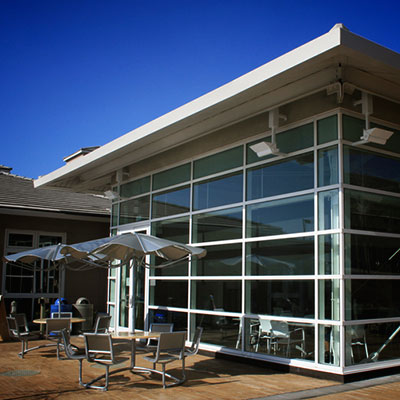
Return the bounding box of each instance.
[0,168,110,216]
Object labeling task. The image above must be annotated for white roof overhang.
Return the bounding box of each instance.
[35,24,400,193]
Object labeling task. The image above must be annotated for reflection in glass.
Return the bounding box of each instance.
[318,190,339,230]
[191,313,240,349]
[149,280,188,308]
[246,237,314,275]
[319,280,340,320]
[119,195,150,224]
[246,194,314,238]
[317,115,338,145]
[345,189,400,234]
[192,207,242,243]
[152,186,190,218]
[319,325,340,366]
[191,280,241,312]
[192,243,242,276]
[243,317,314,361]
[318,146,338,187]
[345,279,400,320]
[345,234,400,275]
[152,163,191,191]
[8,233,33,247]
[193,172,243,210]
[120,176,150,199]
[247,153,313,201]
[318,234,340,275]
[343,146,400,193]
[149,309,187,332]
[246,280,314,318]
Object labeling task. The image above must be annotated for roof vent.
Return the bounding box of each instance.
[63,146,100,163]
[0,165,12,174]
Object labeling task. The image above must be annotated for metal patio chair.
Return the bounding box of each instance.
[142,322,174,353]
[91,314,112,333]
[143,331,186,388]
[6,314,41,358]
[83,333,127,391]
[184,326,203,357]
[45,317,71,359]
[61,328,86,386]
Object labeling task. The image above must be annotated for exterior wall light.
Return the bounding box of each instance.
[250,141,283,157]
[352,127,394,146]
[104,190,120,200]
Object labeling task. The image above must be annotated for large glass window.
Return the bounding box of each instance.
[120,176,150,199]
[192,243,242,276]
[247,153,314,201]
[149,309,187,332]
[152,163,191,191]
[344,146,400,194]
[246,237,314,275]
[318,146,338,187]
[191,280,241,312]
[345,234,400,275]
[194,146,243,179]
[318,189,339,230]
[149,280,188,308]
[246,280,315,318]
[318,234,340,275]
[345,189,400,234]
[345,279,400,320]
[193,172,243,210]
[319,279,340,320]
[152,185,190,218]
[8,233,33,247]
[119,195,150,224]
[192,207,242,243]
[318,115,338,144]
[246,194,314,238]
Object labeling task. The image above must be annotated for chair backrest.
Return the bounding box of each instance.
[270,321,289,337]
[60,328,78,359]
[259,318,272,333]
[150,323,174,333]
[45,318,71,336]
[187,327,203,355]
[156,332,186,357]
[51,312,73,318]
[13,313,29,333]
[6,316,20,338]
[93,315,112,333]
[84,333,114,363]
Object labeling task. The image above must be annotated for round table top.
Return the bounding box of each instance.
[112,331,161,340]
[33,317,86,324]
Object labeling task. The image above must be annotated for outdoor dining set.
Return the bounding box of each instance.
[6,312,203,390]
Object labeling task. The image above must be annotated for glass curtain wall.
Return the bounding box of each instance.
[110,110,400,374]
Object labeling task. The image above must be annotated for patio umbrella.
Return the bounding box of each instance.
[61,232,207,267]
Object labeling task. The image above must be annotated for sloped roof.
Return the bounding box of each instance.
[0,171,110,216]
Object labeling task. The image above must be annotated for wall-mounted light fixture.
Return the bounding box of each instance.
[352,127,394,146]
[104,190,120,200]
[250,141,282,157]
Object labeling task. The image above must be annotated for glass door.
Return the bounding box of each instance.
[117,226,149,332]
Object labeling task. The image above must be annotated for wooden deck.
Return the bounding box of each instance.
[1,336,400,399]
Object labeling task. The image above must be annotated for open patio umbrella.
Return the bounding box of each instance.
[4,233,206,271]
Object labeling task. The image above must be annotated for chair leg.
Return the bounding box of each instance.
[78,359,84,386]
[104,365,109,391]
[162,364,166,389]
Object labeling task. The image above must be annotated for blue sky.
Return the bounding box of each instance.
[1,0,399,179]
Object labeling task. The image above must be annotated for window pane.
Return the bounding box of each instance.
[319,279,340,320]
[191,313,240,349]
[119,195,150,224]
[345,234,400,275]
[318,115,338,144]
[247,153,314,201]
[192,243,242,276]
[153,163,191,191]
[191,280,241,312]
[345,189,400,234]
[318,189,339,230]
[111,204,118,226]
[120,176,150,199]
[192,207,242,243]
[246,194,314,238]
[194,146,243,179]
[318,146,338,187]
[343,146,400,194]
[39,235,63,247]
[345,322,400,365]
[277,123,314,153]
[149,309,187,332]
[194,172,243,210]
[246,280,315,318]
[8,233,33,247]
[244,317,314,361]
[246,237,314,275]
[343,115,364,142]
[345,279,400,320]
[319,325,340,366]
[149,280,188,308]
[152,185,190,218]
[318,234,340,275]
